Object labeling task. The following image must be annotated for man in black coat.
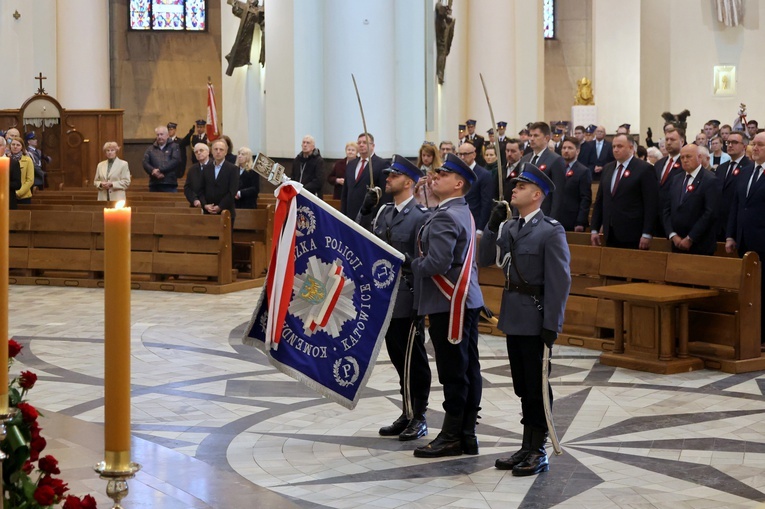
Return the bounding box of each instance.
[291,135,324,197]
[340,133,390,221]
[552,137,592,231]
[591,134,658,249]
[457,142,493,232]
[184,143,212,208]
[519,122,566,217]
[716,131,753,240]
[663,144,721,256]
[653,126,685,237]
[198,139,239,222]
[464,119,485,167]
[583,125,615,181]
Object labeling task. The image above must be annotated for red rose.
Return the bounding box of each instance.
[81,494,98,509]
[22,460,34,474]
[8,339,22,358]
[63,496,83,509]
[30,436,47,461]
[30,420,41,439]
[16,402,38,423]
[33,485,56,506]
[19,370,37,390]
[39,475,69,497]
[39,455,61,475]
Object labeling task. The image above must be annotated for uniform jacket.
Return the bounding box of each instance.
[292,148,324,197]
[663,167,721,256]
[360,198,431,318]
[142,142,181,189]
[591,157,658,246]
[727,164,765,256]
[236,169,260,209]
[340,153,390,220]
[520,148,565,216]
[411,197,484,315]
[717,156,753,240]
[551,160,592,231]
[478,211,571,335]
[199,161,239,220]
[94,157,131,202]
[464,163,494,230]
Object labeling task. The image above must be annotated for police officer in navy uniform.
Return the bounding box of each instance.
[181,119,210,166]
[411,153,484,458]
[358,155,433,441]
[478,163,571,476]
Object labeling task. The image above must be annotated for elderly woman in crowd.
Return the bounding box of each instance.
[710,135,731,170]
[9,135,34,205]
[234,146,260,209]
[414,142,442,208]
[94,141,131,201]
[646,146,663,165]
[327,141,357,200]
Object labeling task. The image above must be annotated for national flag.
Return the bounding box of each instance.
[243,183,404,409]
[206,83,219,141]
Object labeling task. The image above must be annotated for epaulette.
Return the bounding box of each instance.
[417,205,428,212]
[544,217,560,225]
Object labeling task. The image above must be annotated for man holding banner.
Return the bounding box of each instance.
[358,155,432,442]
[411,153,484,458]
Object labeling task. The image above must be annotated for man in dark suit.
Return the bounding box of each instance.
[479,164,570,476]
[726,131,765,349]
[198,139,239,222]
[411,153,483,459]
[590,134,658,249]
[457,142,493,232]
[464,119,485,167]
[495,138,523,203]
[716,131,753,240]
[552,137,592,231]
[519,122,566,217]
[577,125,596,167]
[340,133,390,221]
[663,144,721,256]
[180,120,210,167]
[584,125,615,181]
[653,126,685,237]
[291,135,324,197]
[184,143,212,208]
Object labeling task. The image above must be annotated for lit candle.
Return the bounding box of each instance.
[0,156,9,413]
[103,200,131,471]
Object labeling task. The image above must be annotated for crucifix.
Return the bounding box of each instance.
[35,72,47,95]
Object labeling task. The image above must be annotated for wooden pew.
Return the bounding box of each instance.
[232,207,272,279]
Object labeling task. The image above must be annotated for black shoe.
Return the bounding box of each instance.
[399,418,428,441]
[495,426,532,470]
[379,414,408,436]
[461,409,480,455]
[512,428,549,476]
[462,436,479,455]
[413,412,463,458]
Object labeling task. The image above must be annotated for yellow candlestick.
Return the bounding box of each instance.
[0,157,9,413]
[103,200,131,471]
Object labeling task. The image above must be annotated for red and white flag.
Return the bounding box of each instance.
[206,83,219,141]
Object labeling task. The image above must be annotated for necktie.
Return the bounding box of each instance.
[756,165,763,184]
[612,164,625,195]
[356,159,366,182]
[726,161,737,180]
[750,165,763,197]
[392,207,399,219]
[596,141,602,158]
[661,158,674,185]
[518,218,525,229]
[681,173,692,201]
[531,155,539,166]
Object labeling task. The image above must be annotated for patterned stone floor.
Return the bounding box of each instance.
[8,284,765,508]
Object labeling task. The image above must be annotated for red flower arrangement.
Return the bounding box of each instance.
[3,339,98,508]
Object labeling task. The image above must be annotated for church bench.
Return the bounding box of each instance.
[232,207,272,279]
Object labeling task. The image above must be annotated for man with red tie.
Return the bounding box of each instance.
[340,132,390,220]
[590,134,658,249]
[653,126,685,237]
[716,131,753,240]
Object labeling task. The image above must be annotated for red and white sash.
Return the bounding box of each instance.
[431,215,476,344]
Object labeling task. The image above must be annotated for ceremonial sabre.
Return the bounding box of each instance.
[479,73,509,213]
[542,346,563,455]
[351,74,381,203]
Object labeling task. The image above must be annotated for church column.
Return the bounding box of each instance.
[592,0,641,133]
[392,0,426,156]
[56,0,109,108]
[513,0,544,128]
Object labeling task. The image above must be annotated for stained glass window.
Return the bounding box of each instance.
[129,0,206,31]
[543,0,555,39]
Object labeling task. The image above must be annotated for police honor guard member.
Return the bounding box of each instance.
[478,164,571,476]
[358,155,433,441]
[411,153,484,459]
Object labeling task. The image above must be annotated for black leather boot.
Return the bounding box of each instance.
[413,412,463,458]
[379,412,408,436]
[399,399,428,441]
[461,409,480,455]
[512,428,549,476]
[495,426,532,470]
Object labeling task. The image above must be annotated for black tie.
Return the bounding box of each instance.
[756,165,763,184]
[518,218,525,229]
[681,173,692,201]
[726,161,737,180]
[392,207,399,219]
[531,155,539,166]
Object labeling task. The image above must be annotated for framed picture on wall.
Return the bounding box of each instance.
[713,65,736,96]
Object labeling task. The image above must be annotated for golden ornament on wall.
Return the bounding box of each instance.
[575,77,594,106]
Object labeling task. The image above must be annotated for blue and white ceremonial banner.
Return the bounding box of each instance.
[243,182,405,409]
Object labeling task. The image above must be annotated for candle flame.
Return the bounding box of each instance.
[115,200,126,209]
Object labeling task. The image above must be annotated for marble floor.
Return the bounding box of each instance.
[8,284,765,509]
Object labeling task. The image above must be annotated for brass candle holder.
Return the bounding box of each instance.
[93,460,141,509]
